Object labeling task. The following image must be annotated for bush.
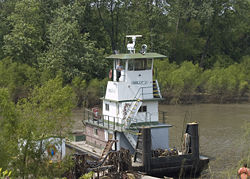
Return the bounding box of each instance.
[154,59,178,95]
[203,63,248,99]
[72,77,108,108]
[0,57,39,102]
[155,60,202,103]
[85,78,108,107]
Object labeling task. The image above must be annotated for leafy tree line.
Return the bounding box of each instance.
[0,0,110,106]
[0,0,249,105]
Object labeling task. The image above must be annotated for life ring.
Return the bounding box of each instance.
[47,145,57,157]
[109,69,112,79]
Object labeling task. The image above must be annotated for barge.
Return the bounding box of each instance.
[70,35,209,178]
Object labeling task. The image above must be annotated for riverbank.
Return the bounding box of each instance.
[161,93,250,105]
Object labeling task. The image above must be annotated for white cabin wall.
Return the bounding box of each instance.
[135,101,159,122]
[102,100,159,126]
[147,101,159,122]
[105,81,154,101]
[126,70,152,85]
[102,101,117,117]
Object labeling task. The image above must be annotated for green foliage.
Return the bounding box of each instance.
[79,171,94,179]
[203,64,248,99]
[36,155,74,179]
[85,78,108,107]
[0,57,39,101]
[0,168,12,179]
[3,0,44,65]
[0,0,249,105]
[39,2,108,82]
[155,60,202,103]
[239,56,250,83]
[72,77,87,107]
[0,77,75,178]
[0,88,18,169]
[155,58,250,103]
[154,59,178,94]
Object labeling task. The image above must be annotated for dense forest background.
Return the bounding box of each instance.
[0,0,250,105]
[0,0,249,177]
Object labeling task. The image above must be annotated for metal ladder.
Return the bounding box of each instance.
[134,129,143,162]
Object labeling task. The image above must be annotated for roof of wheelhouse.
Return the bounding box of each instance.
[106,53,166,60]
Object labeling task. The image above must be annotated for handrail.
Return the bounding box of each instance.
[133,85,152,100]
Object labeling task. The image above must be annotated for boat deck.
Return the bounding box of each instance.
[66,141,102,159]
[66,140,145,169]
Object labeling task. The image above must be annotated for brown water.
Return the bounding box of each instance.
[159,104,250,178]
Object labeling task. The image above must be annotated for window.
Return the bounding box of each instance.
[105,103,109,111]
[128,59,152,71]
[94,128,98,135]
[128,60,134,71]
[134,59,144,70]
[116,60,125,70]
[146,59,152,70]
[138,105,147,112]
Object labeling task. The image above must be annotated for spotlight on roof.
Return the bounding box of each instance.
[141,44,147,54]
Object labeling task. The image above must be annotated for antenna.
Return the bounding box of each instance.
[126,35,142,53]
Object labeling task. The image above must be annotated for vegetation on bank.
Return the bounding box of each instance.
[155,56,250,104]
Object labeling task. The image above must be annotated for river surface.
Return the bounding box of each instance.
[159,104,250,178]
[72,103,250,178]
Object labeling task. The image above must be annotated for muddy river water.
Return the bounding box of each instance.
[159,104,250,178]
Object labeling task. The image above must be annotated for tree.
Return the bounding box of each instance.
[199,0,250,68]
[0,88,18,169]
[0,0,17,60]
[0,77,75,178]
[0,57,39,102]
[3,0,45,66]
[167,61,201,103]
[39,2,108,82]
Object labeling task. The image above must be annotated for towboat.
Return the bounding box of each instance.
[67,35,209,178]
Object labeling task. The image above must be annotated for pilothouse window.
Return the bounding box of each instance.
[128,59,152,71]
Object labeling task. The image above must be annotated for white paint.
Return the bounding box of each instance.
[126,35,142,53]
[104,130,108,141]
[103,101,117,117]
[134,101,158,123]
[105,81,154,101]
[102,100,159,126]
